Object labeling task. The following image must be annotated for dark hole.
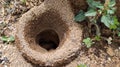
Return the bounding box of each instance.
[36,29,60,51]
[91,25,97,35]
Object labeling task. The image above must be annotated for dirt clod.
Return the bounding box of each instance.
[107,47,115,56]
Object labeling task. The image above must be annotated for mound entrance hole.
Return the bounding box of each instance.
[24,10,69,52]
[35,29,60,51]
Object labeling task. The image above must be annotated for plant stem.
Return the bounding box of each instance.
[104,0,110,10]
[90,23,101,36]
[94,23,101,36]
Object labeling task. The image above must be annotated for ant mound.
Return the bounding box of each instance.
[16,0,82,66]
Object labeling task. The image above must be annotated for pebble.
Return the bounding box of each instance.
[107,47,115,56]
[3,46,7,50]
[2,57,9,63]
[107,57,111,61]
[0,56,9,65]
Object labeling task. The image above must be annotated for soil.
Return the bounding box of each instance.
[0,0,120,67]
[15,0,83,66]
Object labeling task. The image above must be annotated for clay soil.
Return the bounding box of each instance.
[0,0,120,67]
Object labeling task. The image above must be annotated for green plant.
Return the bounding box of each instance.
[118,32,120,36]
[1,35,15,43]
[75,0,120,47]
[21,0,26,4]
[77,64,87,67]
[83,37,94,48]
[94,35,101,41]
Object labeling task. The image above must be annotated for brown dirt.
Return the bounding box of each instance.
[0,44,32,67]
[15,0,82,66]
[0,0,120,67]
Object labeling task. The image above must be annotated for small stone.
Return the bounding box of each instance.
[107,47,115,56]
[3,46,7,50]
[3,57,9,63]
[119,47,120,50]
[107,57,111,61]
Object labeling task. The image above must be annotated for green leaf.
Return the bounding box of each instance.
[101,15,110,27]
[113,16,120,25]
[118,32,120,36]
[75,10,86,22]
[107,9,115,14]
[78,64,87,67]
[7,36,15,42]
[1,36,15,43]
[83,37,93,48]
[85,9,97,16]
[101,15,113,28]
[95,36,101,41]
[21,0,26,4]
[109,0,116,7]
[92,1,104,9]
[110,24,117,30]
[117,26,120,31]
[86,0,94,8]
[86,0,103,9]
[107,7,116,15]
[1,36,8,42]
[110,16,120,30]
[101,15,119,30]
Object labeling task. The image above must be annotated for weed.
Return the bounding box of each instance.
[77,64,88,67]
[21,0,26,4]
[75,0,120,47]
[83,37,94,48]
[1,35,15,44]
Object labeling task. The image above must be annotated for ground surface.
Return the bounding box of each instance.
[0,0,120,67]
